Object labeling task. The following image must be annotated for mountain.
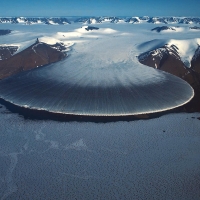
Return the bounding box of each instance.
[126,17,140,23]
[138,40,200,111]
[74,17,125,24]
[0,39,67,79]
[0,16,200,25]
[74,17,102,24]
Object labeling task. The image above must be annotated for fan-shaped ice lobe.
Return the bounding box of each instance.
[0,34,194,116]
[0,57,194,116]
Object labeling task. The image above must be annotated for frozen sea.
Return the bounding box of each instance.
[0,105,200,199]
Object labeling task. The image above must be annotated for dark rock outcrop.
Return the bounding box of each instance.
[151,26,176,32]
[85,26,99,31]
[190,26,200,30]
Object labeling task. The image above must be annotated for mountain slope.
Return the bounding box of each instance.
[0,39,67,79]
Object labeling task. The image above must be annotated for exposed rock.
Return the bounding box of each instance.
[0,39,67,80]
[151,26,176,32]
[85,26,99,31]
[0,46,18,60]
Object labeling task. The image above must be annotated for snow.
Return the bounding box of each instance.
[168,39,199,67]
[17,17,25,23]
[0,36,74,56]
[91,19,97,24]
[75,26,117,34]
[102,18,112,22]
[48,20,58,25]
[11,40,35,55]
[39,36,62,45]
[55,26,118,43]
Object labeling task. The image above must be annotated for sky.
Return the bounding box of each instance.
[0,0,200,17]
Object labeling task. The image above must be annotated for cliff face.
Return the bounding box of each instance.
[138,44,200,112]
[0,40,66,80]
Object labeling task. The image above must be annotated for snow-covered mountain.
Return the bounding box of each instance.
[0,37,72,79]
[179,17,200,24]
[137,38,200,113]
[0,17,71,25]
[138,39,200,68]
[74,17,125,24]
[0,16,200,25]
[137,39,200,95]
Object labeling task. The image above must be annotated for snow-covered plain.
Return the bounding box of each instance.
[0,21,200,199]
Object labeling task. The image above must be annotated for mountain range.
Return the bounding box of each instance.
[0,16,200,25]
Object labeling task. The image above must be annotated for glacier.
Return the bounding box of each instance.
[0,24,194,116]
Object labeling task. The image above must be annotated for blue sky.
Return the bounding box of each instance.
[1,0,200,17]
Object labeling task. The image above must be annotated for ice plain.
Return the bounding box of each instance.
[0,21,200,199]
[0,105,200,199]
